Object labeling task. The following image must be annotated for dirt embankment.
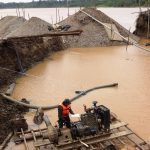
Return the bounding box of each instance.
[0,17,63,88]
[0,96,28,144]
[134,10,150,37]
[0,16,64,146]
[0,8,139,88]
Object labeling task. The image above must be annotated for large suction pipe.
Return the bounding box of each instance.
[0,83,118,110]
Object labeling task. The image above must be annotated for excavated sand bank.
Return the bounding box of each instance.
[134,10,150,37]
[0,16,64,145]
[0,16,63,86]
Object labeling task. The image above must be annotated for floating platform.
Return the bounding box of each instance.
[11,112,150,150]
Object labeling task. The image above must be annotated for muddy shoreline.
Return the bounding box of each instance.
[0,96,29,144]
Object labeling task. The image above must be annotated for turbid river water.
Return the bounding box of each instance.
[12,46,150,141]
[3,7,150,149]
[0,7,147,31]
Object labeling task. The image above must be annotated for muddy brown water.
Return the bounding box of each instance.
[12,45,150,144]
[3,7,150,149]
[0,7,147,31]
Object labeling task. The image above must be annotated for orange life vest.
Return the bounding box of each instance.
[61,104,71,117]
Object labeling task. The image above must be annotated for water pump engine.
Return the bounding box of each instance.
[70,101,110,139]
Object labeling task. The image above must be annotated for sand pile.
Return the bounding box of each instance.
[6,17,53,38]
[0,16,26,38]
[60,8,137,47]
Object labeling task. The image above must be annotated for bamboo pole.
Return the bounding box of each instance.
[21,128,29,150]
[126,27,131,51]
[139,0,142,12]
[147,0,150,38]
[16,9,18,17]
[22,8,25,18]
[28,13,30,19]
[5,30,82,40]
[51,16,53,25]
[16,128,47,135]
[56,7,58,24]
[67,0,69,17]
[58,8,60,22]
[0,132,13,150]
[18,8,20,17]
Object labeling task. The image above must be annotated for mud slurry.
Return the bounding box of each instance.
[0,97,28,144]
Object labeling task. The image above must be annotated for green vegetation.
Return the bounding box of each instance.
[0,0,148,8]
[102,0,147,7]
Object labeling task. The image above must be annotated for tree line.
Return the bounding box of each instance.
[0,0,148,9]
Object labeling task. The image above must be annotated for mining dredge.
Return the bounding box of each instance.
[11,101,150,150]
[1,83,150,150]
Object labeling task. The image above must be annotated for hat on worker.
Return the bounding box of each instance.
[63,98,71,105]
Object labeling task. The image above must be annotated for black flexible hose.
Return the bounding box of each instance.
[0,83,118,110]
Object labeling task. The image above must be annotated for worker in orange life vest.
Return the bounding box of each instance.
[58,99,74,128]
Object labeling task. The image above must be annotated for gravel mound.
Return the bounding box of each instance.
[0,16,26,38]
[6,17,53,38]
[60,8,136,47]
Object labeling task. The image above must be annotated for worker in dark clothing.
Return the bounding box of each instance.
[58,99,74,128]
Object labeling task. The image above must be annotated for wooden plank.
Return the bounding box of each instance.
[110,122,128,130]
[16,128,47,135]
[5,30,83,40]
[34,139,50,147]
[127,137,150,150]
[21,128,29,150]
[56,130,133,150]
